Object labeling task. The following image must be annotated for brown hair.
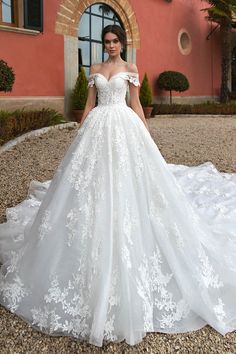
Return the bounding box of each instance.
[101,25,127,50]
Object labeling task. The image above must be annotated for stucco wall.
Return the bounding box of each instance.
[130,0,221,99]
[0,0,222,104]
[0,0,64,98]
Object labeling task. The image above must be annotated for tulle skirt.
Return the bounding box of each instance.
[0,104,236,346]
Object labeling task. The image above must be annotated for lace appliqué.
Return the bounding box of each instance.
[38,210,52,241]
[166,223,185,252]
[0,274,29,311]
[88,75,95,88]
[131,135,145,180]
[121,200,138,269]
[87,72,140,106]
[136,245,190,331]
[67,131,105,193]
[104,268,120,341]
[112,125,130,178]
[127,73,140,87]
[65,191,100,247]
[5,249,24,275]
[214,298,226,322]
[31,262,92,337]
[65,208,81,247]
[121,245,132,269]
[148,188,169,231]
[31,306,61,333]
[123,200,138,246]
[197,246,224,289]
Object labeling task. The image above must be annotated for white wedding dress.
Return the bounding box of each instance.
[0,71,236,347]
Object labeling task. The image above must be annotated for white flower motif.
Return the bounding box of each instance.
[121,245,132,269]
[197,246,224,289]
[136,246,190,331]
[214,298,226,322]
[39,210,52,241]
[123,200,137,245]
[1,274,29,311]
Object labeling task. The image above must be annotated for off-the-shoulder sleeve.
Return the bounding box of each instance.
[88,74,95,88]
[127,72,140,87]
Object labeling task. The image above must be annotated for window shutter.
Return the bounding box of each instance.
[24,0,43,32]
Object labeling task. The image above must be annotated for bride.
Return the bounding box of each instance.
[0,25,236,347]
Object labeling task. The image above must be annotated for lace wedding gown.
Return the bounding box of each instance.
[0,71,236,347]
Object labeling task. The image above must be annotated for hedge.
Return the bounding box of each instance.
[152,103,236,115]
[0,108,65,146]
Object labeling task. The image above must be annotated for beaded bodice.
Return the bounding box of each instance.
[88,71,140,106]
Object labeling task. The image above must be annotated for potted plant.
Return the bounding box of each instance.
[0,59,15,92]
[157,70,189,105]
[71,66,88,122]
[139,72,153,118]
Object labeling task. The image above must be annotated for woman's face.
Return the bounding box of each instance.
[104,32,122,57]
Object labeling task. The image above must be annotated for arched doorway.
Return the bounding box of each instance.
[78,3,125,76]
[55,0,140,117]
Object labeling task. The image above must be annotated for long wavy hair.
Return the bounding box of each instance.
[101,25,127,50]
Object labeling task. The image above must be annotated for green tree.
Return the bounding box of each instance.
[157,71,189,104]
[139,73,152,107]
[0,59,15,92]
[202,0,236,102]
[71,67,88,110]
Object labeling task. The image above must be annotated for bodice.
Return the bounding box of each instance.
[88,71,140,106]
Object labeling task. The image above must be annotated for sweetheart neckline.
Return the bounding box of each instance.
[89,71,138,83]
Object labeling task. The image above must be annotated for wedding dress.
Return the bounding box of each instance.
[0,71,236,347]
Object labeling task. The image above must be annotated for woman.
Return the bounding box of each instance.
[0,25,236,347]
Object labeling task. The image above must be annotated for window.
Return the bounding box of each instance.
[24,0,43,31]
[78,3,125,76]
[0,0,18,27]
[178,29,192,56]
[0,0,43,32]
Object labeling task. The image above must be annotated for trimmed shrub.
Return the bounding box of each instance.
[71,67,88,110]
[152,102,236,115]
[140,73,152,107]
[0,108,66,145]
[157,71,189,104]
[0,59,15,92]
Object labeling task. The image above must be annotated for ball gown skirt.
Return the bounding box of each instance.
[0,72,236,347]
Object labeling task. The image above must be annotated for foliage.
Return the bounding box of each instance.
[139,73,152,107]
[153,102,236,115]
[71,67,88,110]
[99,4,111,15]
[201,0,236,23]
[201,0,236,103]
[0,108,65,146]
[157,71,189,104]
[0,59,15,92]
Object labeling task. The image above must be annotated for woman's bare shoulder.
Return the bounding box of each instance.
[126,62,138,74]
[89,63,103,75]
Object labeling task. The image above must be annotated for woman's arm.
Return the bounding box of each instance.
[79,86,97,127]
[129,83,150,132]
[127,64,150,132]
[79,66,97,127]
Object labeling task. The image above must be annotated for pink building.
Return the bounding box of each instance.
[0,0,234,116]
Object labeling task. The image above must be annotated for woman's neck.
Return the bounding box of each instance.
[105,55,124,65]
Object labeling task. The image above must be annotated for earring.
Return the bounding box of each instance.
[121,47,123,53]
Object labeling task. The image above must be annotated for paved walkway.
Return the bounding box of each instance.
[0,116,236,353]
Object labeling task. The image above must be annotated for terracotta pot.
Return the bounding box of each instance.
[142,106,153,118]
[72,109,84,123]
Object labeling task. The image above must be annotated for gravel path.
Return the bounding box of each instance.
[0,116,236,353]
